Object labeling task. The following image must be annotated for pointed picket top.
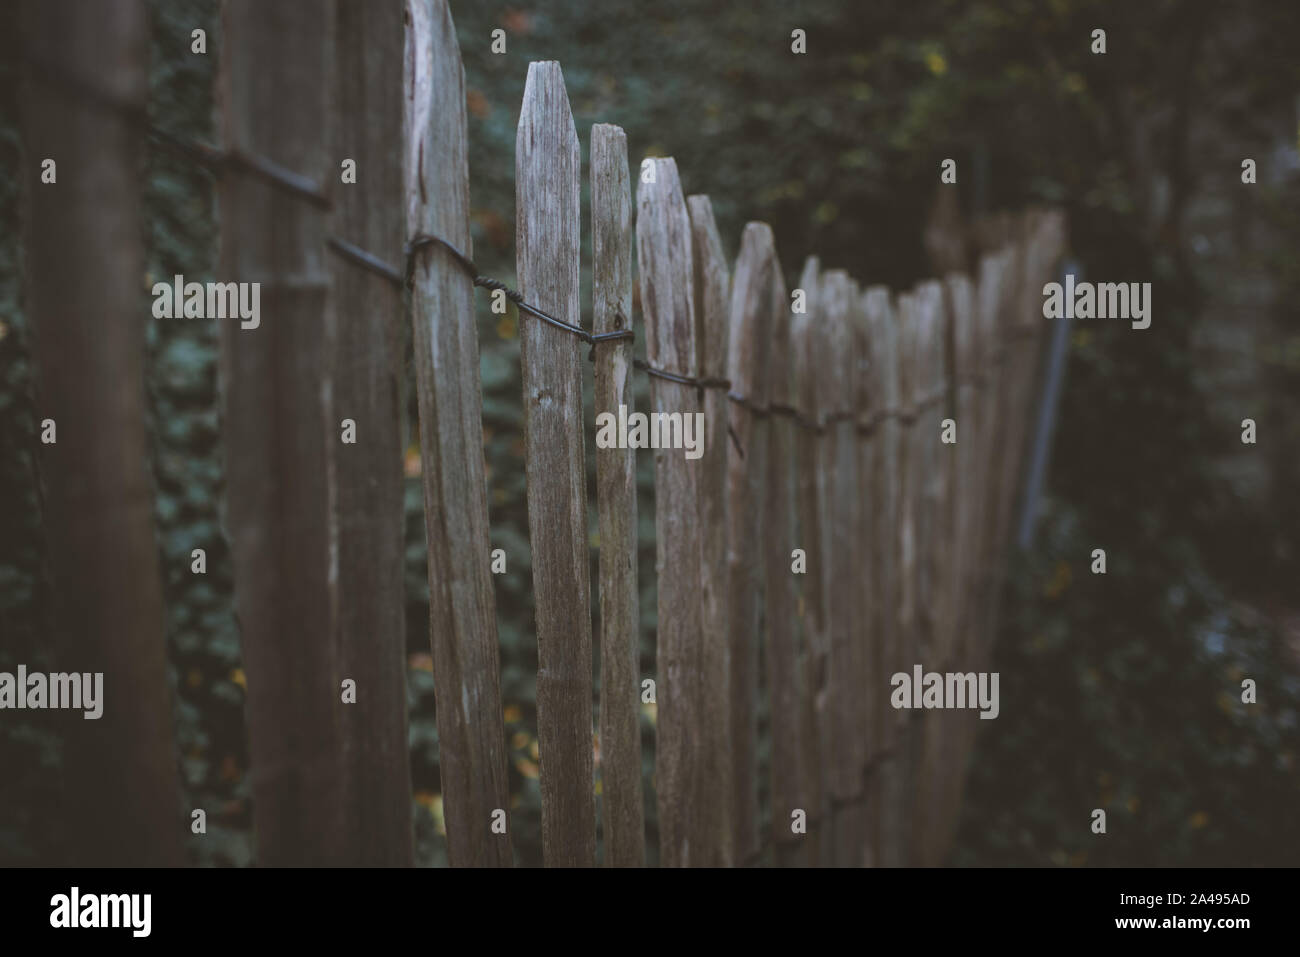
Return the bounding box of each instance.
[847,282,872,420]
[817,270,853,416]
[593,124,633,342]
[912,279,947,402]
[797,255,821,320]
[975,249,1011,367]
[1014,208,1068,328]
[406,0,469,247]
[637,158,697,377]
[862,286,898,414]
[687,195,731,382]
[792,256,822,416]
[518,61,582,316]
[767,244,794,410]
[897,286,926,409]
[403,0,512,867]
[727,223,777,408]
[946,273,976,387]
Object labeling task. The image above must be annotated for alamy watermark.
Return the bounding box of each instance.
[595,404,705,460]
[152,274,260,330]
[0,665,102,719]
[890,665,999,719]
[50,887,150,937]
[1043,273,1151,330]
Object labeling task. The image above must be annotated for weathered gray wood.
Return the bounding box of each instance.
[726,223,776,865]
[982,211,1067,655]
[516,60,595,868]
[951,268,983,641]
[985,236,1028,649]
[762,243,805,867]
[331,0,412,867]
[947,213,1065,865]
[22,0,182,867]
[818,269,863,863]
[637,157,705,867]
[405,0,512,867]
[849,282,879,866]
[945,243,1027,863]
[862,285,902,867]
[974,241,1024,662]
[970,248,1014,660]
[943,274,977,671]
[902,280,949,864]
[845,277,874,866]
[217,0,344,866]
[894,288,925,866]
[686,194,734,866]
[912,281,948,668]
[910,279,950,866]
[937,271,976,858]
[591,123,644,868]
[790,256,829,866]
[957,247,1015,852]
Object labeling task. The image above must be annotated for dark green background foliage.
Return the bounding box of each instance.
[1,0,1297,866]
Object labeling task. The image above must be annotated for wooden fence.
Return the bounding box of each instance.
[23,0,1065,867]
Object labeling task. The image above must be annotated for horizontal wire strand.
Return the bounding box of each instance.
[29,55,984,441]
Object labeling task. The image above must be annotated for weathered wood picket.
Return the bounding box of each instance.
[24,0,183,867]
[218,0,345,866]
[405,0,512,867]
[592,124,645,868]
[517,60,596,868]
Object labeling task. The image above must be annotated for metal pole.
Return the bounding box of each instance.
[1016,259,1078,549]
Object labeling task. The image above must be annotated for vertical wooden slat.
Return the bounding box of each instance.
[912,281,937,866]
[636,157,705,867]
[960,218,1066,854]
[790,256,829,866]
[405,0,512,867]
[982,211,1068,655]
[851,284,878,866]
[819,269,862,863]
[332,0,412,867]
[846,276,872,866]
[516,60,595,868]
[944,274,977,669]
[686,194,734,866]
[218,0,343,867]
[938,272,977,856]
[961,246,1001,834]
[978,238,1026,663]
[863,286,902,867]
[982,216,1039,658]
[983,234,1029,649]
[725,223,776,865]
[969,247,1014,664]
[913,281,948,669]
[591,123,644,867]
[910,279,949,865]
[22,0,182,867]
[893,288,924,866]
[763,243,805,867]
